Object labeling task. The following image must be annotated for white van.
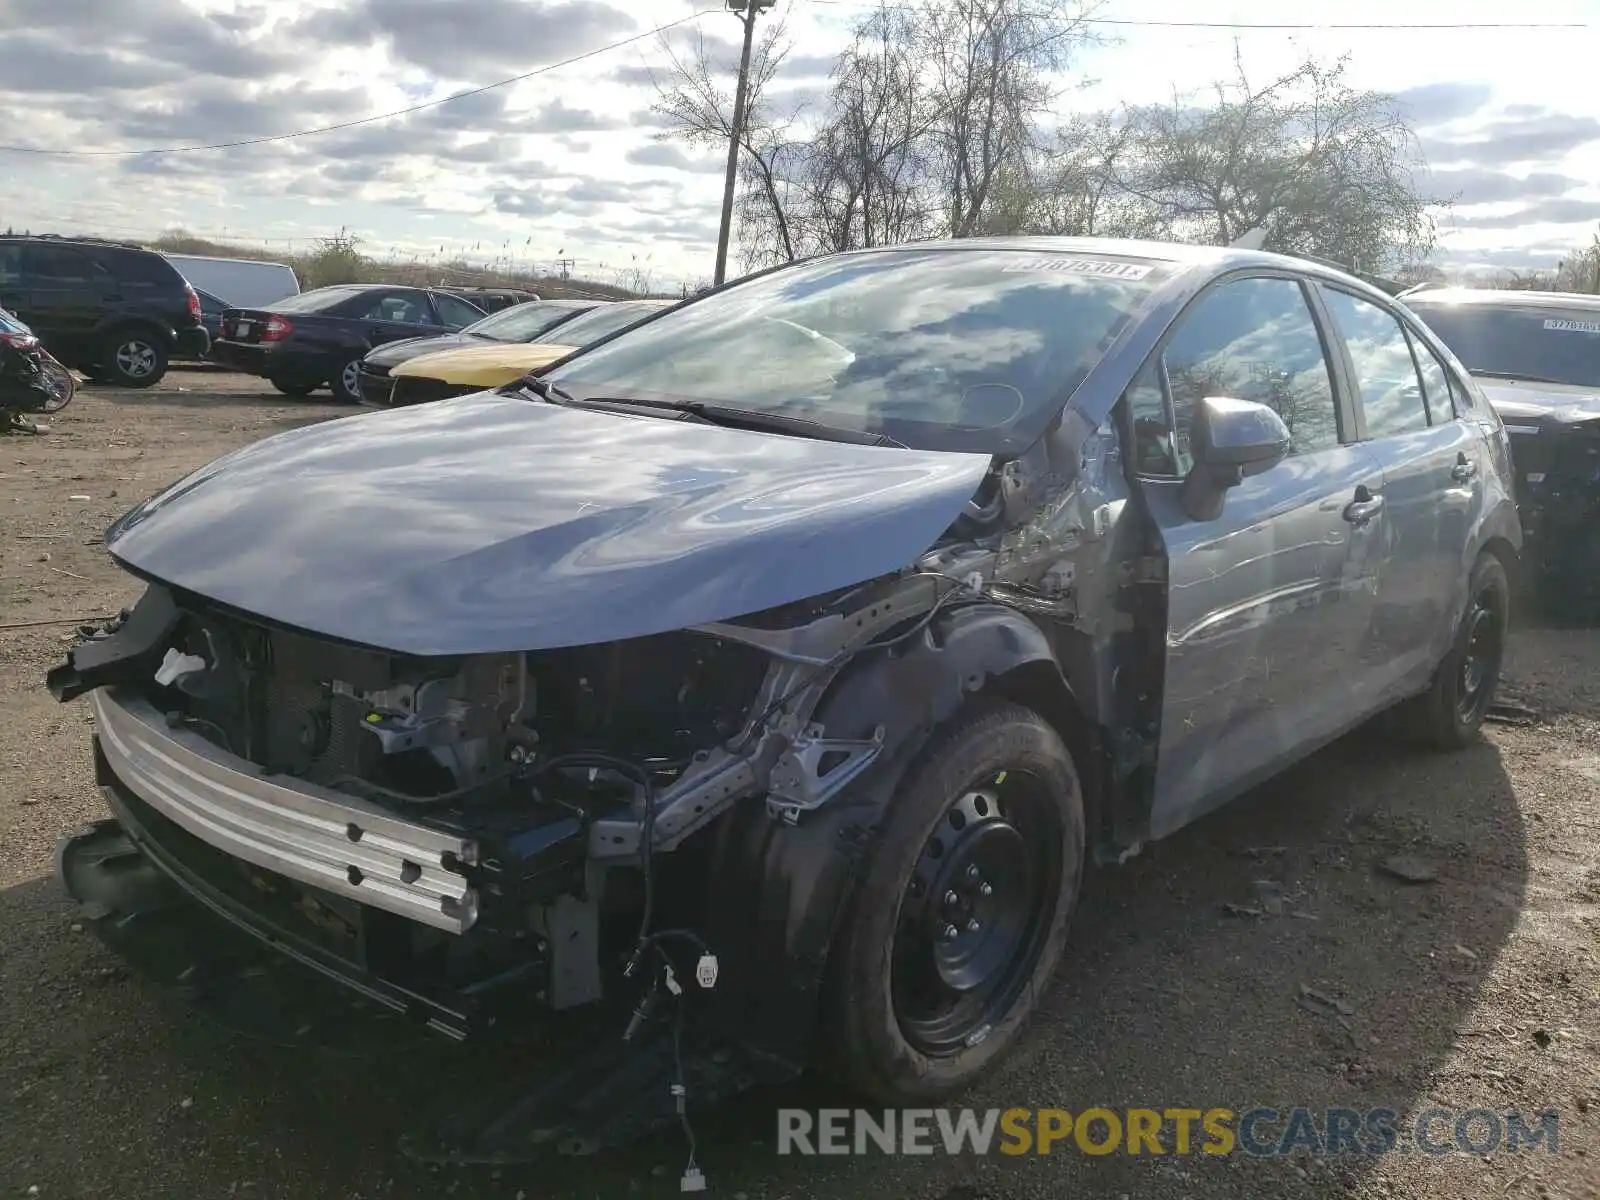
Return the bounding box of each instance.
[160,254,300,309]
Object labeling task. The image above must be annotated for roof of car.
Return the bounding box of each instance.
[0,233,149,251]
[827,235,1387,285]
[1400,287,1600,310]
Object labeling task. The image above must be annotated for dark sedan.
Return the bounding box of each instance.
[1403,287,1600,605]
[210,284,487,402]
[356,298,600,406]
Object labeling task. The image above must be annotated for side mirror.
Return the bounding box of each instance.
[1178,395,1290,521]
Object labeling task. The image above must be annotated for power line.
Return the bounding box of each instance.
[0,10,717,158]
[805,1,1589,29]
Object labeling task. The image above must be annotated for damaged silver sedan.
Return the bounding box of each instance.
[49,238,1520,1155]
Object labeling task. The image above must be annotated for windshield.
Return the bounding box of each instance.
[268,286,371,314]
[542,248,1165,452]
[1408,301,1600,389]
[531,301,669,347]
[465,301,594,343]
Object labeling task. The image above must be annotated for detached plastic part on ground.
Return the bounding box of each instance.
[58,817,768,1165]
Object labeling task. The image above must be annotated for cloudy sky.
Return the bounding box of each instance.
[0,0,1596,290]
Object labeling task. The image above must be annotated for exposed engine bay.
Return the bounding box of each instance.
[50,559,1032,1027]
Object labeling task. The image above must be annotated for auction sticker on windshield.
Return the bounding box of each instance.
[1001,257,1155,280]
[1543,318,1600,333]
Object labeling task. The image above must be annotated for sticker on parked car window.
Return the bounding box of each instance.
[1542,317,1600,333]
[1001,258,1155,280]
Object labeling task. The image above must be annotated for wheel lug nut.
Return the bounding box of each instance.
[966,918,981,933]
[940,923,958,941]
[979,882,993,896]
[943,890,959,907]
[965,865,980,882]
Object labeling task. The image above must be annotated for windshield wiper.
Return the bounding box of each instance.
[518,375,577,405]
[569,396,906,447]
[1470,369,1581,387]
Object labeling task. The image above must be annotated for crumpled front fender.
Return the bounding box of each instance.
[700,601,1081,1074]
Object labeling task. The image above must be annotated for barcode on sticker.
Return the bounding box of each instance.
[1001,257,1154,280]
[1543,318,1600,333]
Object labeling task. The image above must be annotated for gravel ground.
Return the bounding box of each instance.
[2,371,1598,1200]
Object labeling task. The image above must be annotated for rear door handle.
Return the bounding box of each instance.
[1343,485,1385,525]
[1451,452,1478,482]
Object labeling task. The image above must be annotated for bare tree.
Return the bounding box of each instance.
[1551,231,1600,293]
[789,4,936,254]
[650,21,805,265]
[911,0,1099,237]
[974,111,1168,239]
[1095,51,1440,270]
[653,11,1442,279]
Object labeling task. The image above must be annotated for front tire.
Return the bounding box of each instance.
[1396,551,1510,750]
[100,329,167,388]
[822,701,1085,1104]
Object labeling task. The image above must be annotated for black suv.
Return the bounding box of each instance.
[0,235,207,387]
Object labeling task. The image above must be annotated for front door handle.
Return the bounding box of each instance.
[1343,485,1385,525]
[1451,452,1478,482]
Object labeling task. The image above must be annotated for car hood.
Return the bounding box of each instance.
[363,332,489,370]
[393,342,577,386]
[1478,378,1600,425]
[104,394,991,656]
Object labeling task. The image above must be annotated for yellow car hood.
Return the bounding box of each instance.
[392,342,578,387]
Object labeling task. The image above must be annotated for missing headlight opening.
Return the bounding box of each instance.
[50,564,977,1005]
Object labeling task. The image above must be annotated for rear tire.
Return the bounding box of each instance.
[1395,551,1510,750]
[821,701,1085,1104]
[333,357,364,403]
[269,378,318,398]
[100,329,167,388]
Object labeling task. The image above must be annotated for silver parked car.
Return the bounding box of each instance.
[50,238,1519,1154]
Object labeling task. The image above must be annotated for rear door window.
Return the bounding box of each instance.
[25,245,103,284]
[356,290,436,325]
[1320,289,1431,438]
[432,292,484,328]
[0,244,22,288]
[1406,332,1459,422]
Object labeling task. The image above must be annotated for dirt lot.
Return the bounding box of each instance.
[2,370,1599,1200]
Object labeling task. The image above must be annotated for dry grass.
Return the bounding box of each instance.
[145,228,655,301]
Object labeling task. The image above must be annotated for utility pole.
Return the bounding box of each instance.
[712,0,774,287]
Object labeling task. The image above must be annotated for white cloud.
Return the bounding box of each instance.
[0,0,1597,288]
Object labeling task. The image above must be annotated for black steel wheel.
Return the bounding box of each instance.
[891,777,1062,1056]
[1397,550,1510,750]
[1456,586,1502,725]
[822,701,1084,1103]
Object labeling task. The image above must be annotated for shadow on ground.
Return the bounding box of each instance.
[85,375,351,416]
[0,722,1526,1200]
